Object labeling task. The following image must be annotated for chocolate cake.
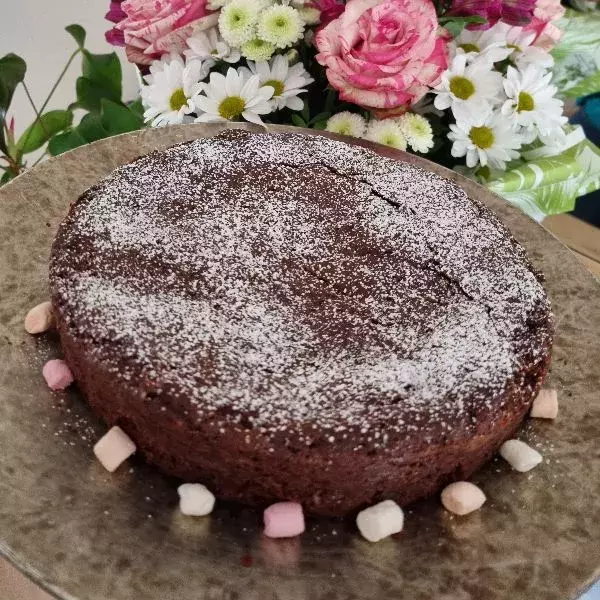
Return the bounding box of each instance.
[49,129,553,516]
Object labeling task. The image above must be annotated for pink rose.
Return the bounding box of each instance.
[523,0,565,50]
[106,0,218,65]
[315,0,448,115]
[449,0,536,28]
[311,0,345,27]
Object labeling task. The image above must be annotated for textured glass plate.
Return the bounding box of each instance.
[0,124,599,600]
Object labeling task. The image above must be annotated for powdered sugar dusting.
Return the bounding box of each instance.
[50,131,552,448]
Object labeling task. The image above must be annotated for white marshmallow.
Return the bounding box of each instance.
[356,500,404,543]
[24,301,53,334]
[530,389,558,419]
[93,426,136,473]
[441,481,486,515]
[177,483,215,516]
[500,439,542,472]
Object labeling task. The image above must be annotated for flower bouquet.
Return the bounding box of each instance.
[2,0,599,219]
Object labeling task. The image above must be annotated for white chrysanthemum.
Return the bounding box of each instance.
[325,112,367,137]
[501,65,567,142]
[504,24,554,70]
[240,54,313,111]
[257,5,304,49]
[434,54,503,121]
[141,56,207,127]
[448,111,522,170]
[241,38,275,61]
[185,28,241,65]
[450,22,512,65]
[297,6,321,25]
[364,120,407,150]
[219,0,261,47]
[193,67,274,124]
[397,113,434,153]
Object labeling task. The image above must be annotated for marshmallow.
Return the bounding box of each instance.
[42,359,74,390]
[500,439,542,472]
[263,502,305,538]
[93,426,136,473]
[441,481,486,516]
[177,483,215,516]
[356,499,404,543]
[24,301,53,334]
[530,389,558,419]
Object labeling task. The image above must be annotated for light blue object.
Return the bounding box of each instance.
[581,582,600,599]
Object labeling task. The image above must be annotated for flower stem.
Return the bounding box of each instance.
[37,48,81,117]
[20,81,49,156]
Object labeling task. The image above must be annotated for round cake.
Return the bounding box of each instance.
[50,129,553,516]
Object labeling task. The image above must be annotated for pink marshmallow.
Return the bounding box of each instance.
[42,359,74,390]
[93,426,136,472]
[263,502,305,538]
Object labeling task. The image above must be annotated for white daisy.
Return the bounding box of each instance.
[448,111,522,170]
[364,120,407,151]
[257,5,305,50]
[450,22,512,65]
[325,112,367,137]
[193,67,274,125]
[504,25,554,70]
[434,54,503,121]
[218,0,262,47]
[141,56,206,127]
[397,113,434,153]
[241,38,275,61]
[240,55,313,111]
[501,65,567,142]
[185,28,241,65]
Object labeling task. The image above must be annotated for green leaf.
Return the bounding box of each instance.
[16,109,73,154]
[291,114,306,128]
[301,101,310,123]
[312,120,328,131]
[77,113,109,142]
[100,99,143,135]
[75,77,114,112]
[127,98,145,120]
[0,53,26,112]
[308,112,331,126]
[487,135,600,219]
[48,129,87,156]
[0,53,26,155]
[1,170,14,185]
[82,50,122,101]
[563,70,600,98]
[438,15,487,38]
[551,9,600,61]
[65,24,86,49]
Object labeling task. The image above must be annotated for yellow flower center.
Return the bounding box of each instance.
[218,96,246,120]
[459,43,480,53]
[449,76,475,100]
[469,126,495,150]
[169,88,187,111]
[517,91,535,112]
[264,79,285,97]
[507,43,521,52]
